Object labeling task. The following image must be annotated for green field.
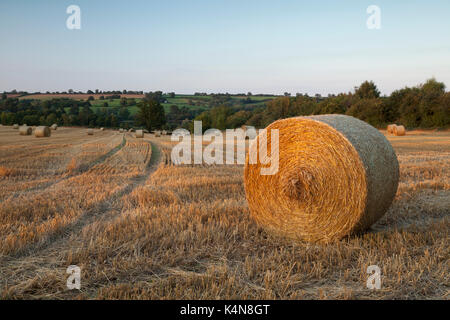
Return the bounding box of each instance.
[26,94,278,117]
[87,94,278,115]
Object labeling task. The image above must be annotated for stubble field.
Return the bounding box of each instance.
[0,125,448,299]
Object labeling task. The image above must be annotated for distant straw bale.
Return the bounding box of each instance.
[19,125,32,135]
[387,124,396,134]
[35,126,51,137]
[135,130,144,138]
[393,125,406,136]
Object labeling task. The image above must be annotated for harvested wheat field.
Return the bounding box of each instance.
[0,126,448,300]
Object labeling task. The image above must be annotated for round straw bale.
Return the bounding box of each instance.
[393,125,405,136]
[35,126,51,137]
[154,131,161,137]
[19,125,32,135]
[387,124,396,134]
[135,130,144,138]
[87,129,94,135]
[119,128,124,133]
[50,124,58,130]
[13,124,19,129]
[162,130,167,135]
[129,128,135,132]
[244,114,399,243]
[100,127,104,131]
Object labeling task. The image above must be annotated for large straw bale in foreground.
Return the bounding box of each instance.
[35,126,51,137]
[393,125,406,136]
[135,130,144,138]
[19,125,32,135]
[244,114,399,243]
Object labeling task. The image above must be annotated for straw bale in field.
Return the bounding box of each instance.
[393,125,406,136]
[387,124,396,134]
[135,130,144,138]
[87,129,94,135]
[19,125,32,135]
[244,114,399,243]
[35,126,51,137]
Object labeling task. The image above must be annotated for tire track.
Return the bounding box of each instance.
[0,141,162,296]
[1,136,126,202]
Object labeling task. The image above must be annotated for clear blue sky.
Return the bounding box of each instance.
[0,0,449,95]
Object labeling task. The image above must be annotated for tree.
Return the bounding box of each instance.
[346,98,384,126]
[119,107,130,121]
[137,98,166,130]
[355,81,380,99]
[1,112,8,124]
[1,93,6,100]
[46,113,58,126]
[110,114,118,127]
[144,91,164,103]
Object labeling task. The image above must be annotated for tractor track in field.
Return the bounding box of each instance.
[0,141,162,295]
[0,135,126,202]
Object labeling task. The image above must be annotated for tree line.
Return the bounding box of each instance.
[0,92,198,131]
[190,78,449,131]
[1,78,448,131]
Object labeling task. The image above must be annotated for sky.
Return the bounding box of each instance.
[0,0,449,95]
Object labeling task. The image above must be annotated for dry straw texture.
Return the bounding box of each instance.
[13,124,19,129]
[34,126,51,138]
[19,125,32,136]
[50,124,58,130]
[135,130,144,138]
[394,125,406,136]
[387,124,396,134]
[87,129,94,135]
[244,114,399,243]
